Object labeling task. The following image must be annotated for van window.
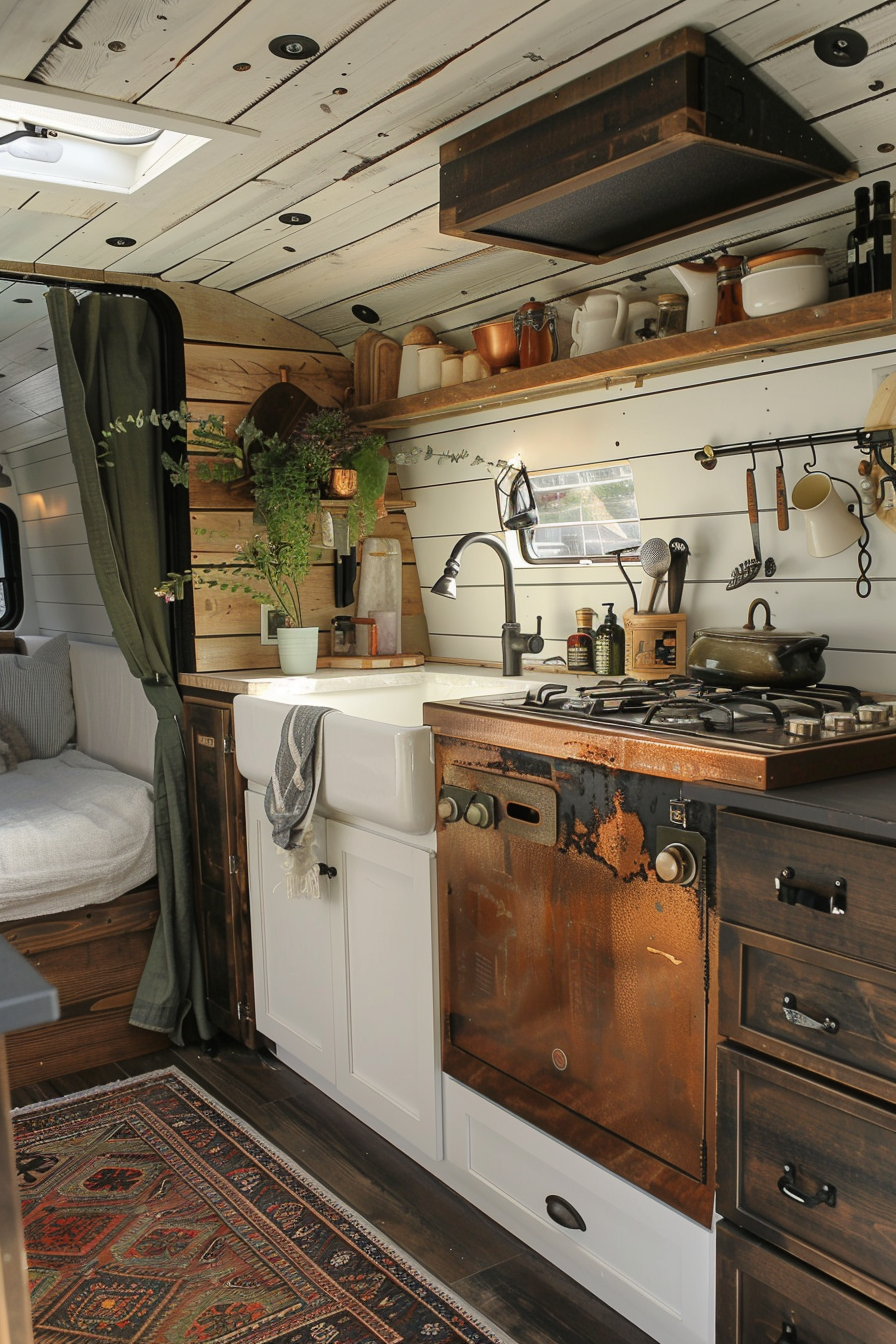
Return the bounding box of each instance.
[0,503,24,629]
[517,461,641,563]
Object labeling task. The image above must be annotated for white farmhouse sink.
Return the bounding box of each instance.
[233,666,560,835]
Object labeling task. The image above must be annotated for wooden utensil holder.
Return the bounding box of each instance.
[623,609,688,680]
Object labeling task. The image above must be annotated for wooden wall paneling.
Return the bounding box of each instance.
[157,283,340,352]
[183,342,351,407]
[193,635,281,672]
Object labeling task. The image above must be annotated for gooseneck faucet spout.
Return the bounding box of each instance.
[431,532,543,676]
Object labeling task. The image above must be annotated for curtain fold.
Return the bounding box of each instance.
[46,288,211,1044]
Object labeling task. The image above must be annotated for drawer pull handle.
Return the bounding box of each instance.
[775,1326,797,1344]
[545,1194,586,1232]
[775,869,846,916]
[782,994,839,1035]
[778,1162,836,1209]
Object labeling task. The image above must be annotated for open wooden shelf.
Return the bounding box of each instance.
[350,291,896,429]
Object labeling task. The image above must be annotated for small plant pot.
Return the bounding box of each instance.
[277,626,319,675]
[324,468,358,499]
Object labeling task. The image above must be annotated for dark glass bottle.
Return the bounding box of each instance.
[566,607,594,671]
[593,603,625,676]
[714,255,746,324]
[870,180,892,292]
[847,186,872,296]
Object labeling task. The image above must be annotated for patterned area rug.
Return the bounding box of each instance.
[13,1068,508,1344]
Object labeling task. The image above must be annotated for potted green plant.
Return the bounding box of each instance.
[289,407,388,545]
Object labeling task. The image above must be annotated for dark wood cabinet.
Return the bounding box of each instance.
[716,807,896,1336]
[183,692,260,1048]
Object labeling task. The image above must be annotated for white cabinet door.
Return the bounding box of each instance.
[326,820,440,1158]
[245,791,336,1082]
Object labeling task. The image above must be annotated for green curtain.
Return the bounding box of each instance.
[46,288,212,1045]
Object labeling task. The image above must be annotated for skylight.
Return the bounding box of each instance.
[0,77,257,194]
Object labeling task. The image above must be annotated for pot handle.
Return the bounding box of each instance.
[776,634,831,663]
[744,597,774,631]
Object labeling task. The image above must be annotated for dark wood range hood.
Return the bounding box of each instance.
[439,28,856,265]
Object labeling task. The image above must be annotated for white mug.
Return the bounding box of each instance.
[791,472,864,556]
[570,290,628,356]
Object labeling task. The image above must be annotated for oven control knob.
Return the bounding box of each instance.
[437,797,459,822]
[464,800,491,828]
[655,843,698,885]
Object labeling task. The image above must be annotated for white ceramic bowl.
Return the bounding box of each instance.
[744,248,825,274]
[741,263,829,317]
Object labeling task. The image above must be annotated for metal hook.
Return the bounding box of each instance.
[775,440,784,469]
[749,446,758,471]
[803,435,817,473]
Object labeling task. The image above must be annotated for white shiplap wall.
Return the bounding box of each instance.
[3,361,112,642]
[395,334,896,691]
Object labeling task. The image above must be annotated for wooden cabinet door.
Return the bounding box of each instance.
[326,820,440,1159]
[184,695,257,1046]
[245,791,336,1082]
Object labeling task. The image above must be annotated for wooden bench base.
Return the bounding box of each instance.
[2,885,163,1089]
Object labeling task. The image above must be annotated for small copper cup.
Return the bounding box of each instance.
[324,468,358,499]
[472,320,519,373]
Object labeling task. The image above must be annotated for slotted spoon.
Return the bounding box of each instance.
[727,465,763,590]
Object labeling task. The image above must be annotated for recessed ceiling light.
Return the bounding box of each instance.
[278,212,311,225]
[351,303,380,324]
[269,35,320,60]
[813,26,868,66]
[106,236,136,247]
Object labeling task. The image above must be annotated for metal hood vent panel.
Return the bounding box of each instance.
[439,28,856,265]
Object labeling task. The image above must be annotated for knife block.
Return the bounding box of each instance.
[623,609,688,680]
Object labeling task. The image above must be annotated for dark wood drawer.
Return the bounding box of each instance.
[718,1045,896,1311]
[717,1221,896,1344]
[718,810,896,969]
[719,923,896,1106]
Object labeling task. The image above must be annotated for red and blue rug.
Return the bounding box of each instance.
[13,1067,508,1343]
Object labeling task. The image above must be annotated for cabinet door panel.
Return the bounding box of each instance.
[326,820,440,1158]
[245,792,335,1082]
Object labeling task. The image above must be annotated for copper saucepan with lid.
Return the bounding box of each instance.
[687,598,829,689]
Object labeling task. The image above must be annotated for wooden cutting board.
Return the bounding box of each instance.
[352,331,401,406]
[317,654,424,668]
[864,370,896,534]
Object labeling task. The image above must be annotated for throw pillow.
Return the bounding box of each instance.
[0,635,76,758]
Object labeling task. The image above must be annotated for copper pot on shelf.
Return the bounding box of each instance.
[323,468,358,499]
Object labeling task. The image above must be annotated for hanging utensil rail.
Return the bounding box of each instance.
[695,426,895,468]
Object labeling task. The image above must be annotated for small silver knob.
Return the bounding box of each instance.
[464,801,491,828]
[655,843,697,885]
[829,713,857,735]
[787,715,821,739]
[437,797,459,822]
[856,704,890,727]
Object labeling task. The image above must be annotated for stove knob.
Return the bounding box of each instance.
[830,713,857,736]
[787,715,821,739]
[464,800,492,828]
[437,796,459,822]
[655,843,698,885]
[856,704,891,727]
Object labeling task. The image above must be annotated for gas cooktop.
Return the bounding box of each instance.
[460,677,896,753]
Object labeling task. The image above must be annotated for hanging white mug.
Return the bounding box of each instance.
[791,472,863,557]
[569,290,628,356]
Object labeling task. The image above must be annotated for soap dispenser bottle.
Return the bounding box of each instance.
[594,602,624,676]
[567,608,595,671]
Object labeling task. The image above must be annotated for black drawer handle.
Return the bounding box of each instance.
[778,1162,836,1209]
[545,1194,586,1231]
[775,869,846,916]
[782,993,839,1035]
[775,1326,797,1344]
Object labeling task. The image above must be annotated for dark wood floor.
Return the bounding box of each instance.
[11,1040,659,1344]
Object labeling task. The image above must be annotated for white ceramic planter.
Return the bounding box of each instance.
[277,626,319,674]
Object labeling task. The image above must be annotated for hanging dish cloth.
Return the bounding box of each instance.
[264,704,337,899]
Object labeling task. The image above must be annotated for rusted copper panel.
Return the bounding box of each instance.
[425,701,896,789]
[436,732,716,1193]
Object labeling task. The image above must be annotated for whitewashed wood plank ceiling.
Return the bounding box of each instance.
[0,0,886,359]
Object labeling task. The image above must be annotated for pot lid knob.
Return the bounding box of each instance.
[744,596,775,631]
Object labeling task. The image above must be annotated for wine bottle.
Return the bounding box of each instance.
[848,186,871,296]
[870,180,892,292]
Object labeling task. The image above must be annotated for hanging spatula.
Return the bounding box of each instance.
[727,465,763,590]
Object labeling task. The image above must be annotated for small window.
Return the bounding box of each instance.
[517,461,641,563]
[0,503,24,629]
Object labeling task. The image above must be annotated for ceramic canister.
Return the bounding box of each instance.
[417,343,454,391]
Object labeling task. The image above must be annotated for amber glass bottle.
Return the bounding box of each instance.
[566,607,595,671]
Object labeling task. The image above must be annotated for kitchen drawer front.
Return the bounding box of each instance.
[718,810,896,968]
[719,923,896,1106]
[716,1221,896,1344]
[718,1045,896,1310]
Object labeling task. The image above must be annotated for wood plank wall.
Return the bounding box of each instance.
[395,332,896,690]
